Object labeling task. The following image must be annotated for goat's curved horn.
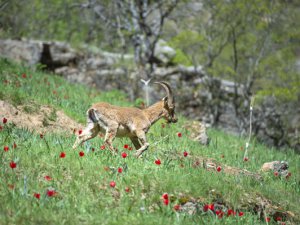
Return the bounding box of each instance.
[154,81,174,107]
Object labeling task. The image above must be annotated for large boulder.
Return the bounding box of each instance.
[153,39,176,65]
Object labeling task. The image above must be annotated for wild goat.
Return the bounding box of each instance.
[72,81,177,158]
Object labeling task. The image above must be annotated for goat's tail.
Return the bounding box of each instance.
[88,108,99,123]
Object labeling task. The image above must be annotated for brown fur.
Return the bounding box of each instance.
[72,82,177,158]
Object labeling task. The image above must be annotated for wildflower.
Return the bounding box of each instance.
[100,145,105,150]
[128,147,133,150]
[4,146,9,152]
[227,209,235,216]
[163,198,169,205]
[13,142,17,149]
[274,171,279,177]
[40,133,44,139]
[78,129,82,135]
[44,176,52,181]
[266,217,271,222]
[177,132,182,137]
[22,73,27,78]
[60,152,66,158]
[243,157,248,162]
[121,152,127,158]
[276,217,282,221]
[162,193,169,200]
[3,117,7,124]
[125,187,130,192]
[216,166,222,172]
[118,167,123,173]
[216,210,224,218]
[10,161,17,169]
[174,204,181,211]
[286,172,292,179]
[183,151,188,157]
[238,212,244,217]
[123,144,129,149]
[155,159,161,165]
[208,204,214,211]
[47,189,57,197]
[34,193,40,199]
[79,151,84,157]
[91,148,95,152]
[203,204,209,212]
[110,181,116,188]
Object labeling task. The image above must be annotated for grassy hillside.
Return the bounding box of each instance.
[0,59,299,225]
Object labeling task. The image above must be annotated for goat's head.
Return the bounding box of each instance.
[155,81,178,123]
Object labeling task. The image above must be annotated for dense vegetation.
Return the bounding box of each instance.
[0,59,299,224]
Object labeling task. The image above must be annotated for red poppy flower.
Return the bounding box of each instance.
[243,157,248,162]
[79,151,84,157]
[40,133,44,139]
[208,204,214,211]
[3,118,7,124]
[10,161,17,169]
[78,129,82,135]
[22,73,27,78]
[216,166,222,172]
[100,145,105,150]
[274,171,279,176]
[128,147,133,150]
[227,209,235,216]
[216,210,224,218]
[155,159,161,165]
[110,181,116,188]
[266,217,271,222]
[162,193,169,200]
[13,142,17,149]
[34,193,40,199]
[177,132,182,137]
[60,152,66,158]
[286,172,292,179]
[44,175,52,181]
[4,146,9,152]
[183,151,188,157]
[163,198,169,205]
[123,144,129,149]
[125,187,130,192]
[117,167,123,173]
[47,189,57,197]
[238,212,244,217]
[121,152,127,158]
[203,204,209,212]
[173,204,181,211]
[276,217,282,221]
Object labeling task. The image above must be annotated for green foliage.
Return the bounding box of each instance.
[0,59,299,224]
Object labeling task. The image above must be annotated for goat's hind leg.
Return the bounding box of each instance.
[72,122,100,149]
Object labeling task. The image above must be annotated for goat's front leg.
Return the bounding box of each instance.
[73,123,100,149]
[104,125,118,154]
[134,131,149,158]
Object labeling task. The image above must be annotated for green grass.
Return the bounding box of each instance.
[0,58,299,225]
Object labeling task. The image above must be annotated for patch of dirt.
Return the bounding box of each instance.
[0,100,82,134]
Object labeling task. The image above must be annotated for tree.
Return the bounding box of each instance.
[73,0,179,79]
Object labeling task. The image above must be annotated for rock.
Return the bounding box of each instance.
[261,161,289,177]
[183,121,210,145]
[0,39,43,65]
[153,39,176,65]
